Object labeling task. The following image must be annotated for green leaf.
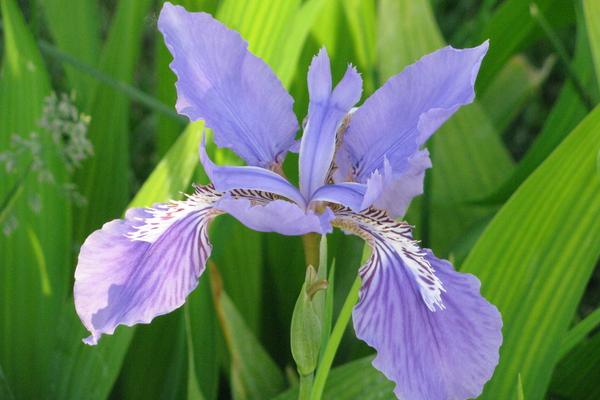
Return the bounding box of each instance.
[48,106,205,400]
[0,363,14,400]
[209,266,285,400]
[185,275,219,400]
[116,310,188,400]
[461,106,600,399]
[481,55,554,134]
[342,0,376,91]
[377,0,513,254]
[0,1,71,398]
[517,374,525,400]
[475,0,575,93]
[583,0,600,90]
[274,356,394,400]
[130,121,204,207]
[75,0,153,241]
[550,330,600,400]
[558,306,600,359]
[482,9,596,204]
[41,0,100,106]
[211,216,263,333]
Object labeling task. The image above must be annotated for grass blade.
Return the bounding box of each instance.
[462,106,600,399]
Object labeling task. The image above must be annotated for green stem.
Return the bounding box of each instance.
[301,233,321,268]
[298,373,314,400]
[310,276,361,400]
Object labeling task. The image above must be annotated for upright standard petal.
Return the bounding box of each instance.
[158,3,298,167]
[332,206,502,400]
[216,191,334,235]
[370,150,432,217]
[299,48,362,199]
[336,42,488,183]
[74,186,221,345]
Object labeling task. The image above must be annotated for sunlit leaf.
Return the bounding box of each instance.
[462,106,600,399]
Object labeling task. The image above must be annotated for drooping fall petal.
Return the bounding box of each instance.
[332,206,502,400]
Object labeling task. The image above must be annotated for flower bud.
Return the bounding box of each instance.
[291,265,327,376]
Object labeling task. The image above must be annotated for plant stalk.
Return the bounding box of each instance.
[298,372,314,400]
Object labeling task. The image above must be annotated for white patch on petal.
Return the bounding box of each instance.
[332,206,445,311]
[127,185,221,243]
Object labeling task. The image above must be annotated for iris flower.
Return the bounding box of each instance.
[74,3,502,399]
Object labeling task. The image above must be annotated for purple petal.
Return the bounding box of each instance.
[336,42,488,183]
[216,195,333,235]
[310,182,369,212]
[74,186,220,345]
[299,48,362,198]
[158,3,298,167]
[332,207,502,400]
[370,150,432,218]
[200,139,306,207]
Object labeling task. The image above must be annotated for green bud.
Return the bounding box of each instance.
[291,265,327,376]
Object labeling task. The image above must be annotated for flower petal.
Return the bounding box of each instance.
[158,3,298,167]
[200,139,306,207]
[333,207,502,400]
[336,42,488,183]
[370,150,432,218]
[310,182,368,212]
[216,192,333,235]
[299,48,362,198]
[74,186,221,345]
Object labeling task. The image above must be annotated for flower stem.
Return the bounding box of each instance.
[301,233,321,269]
[298,372,314,400]
[310,275,361,400]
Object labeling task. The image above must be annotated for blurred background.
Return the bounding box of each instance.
[1,0,599,399]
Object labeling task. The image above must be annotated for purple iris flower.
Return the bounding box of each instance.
[74,3,502,399]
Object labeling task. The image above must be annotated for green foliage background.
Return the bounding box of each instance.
[0,0,599,399]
